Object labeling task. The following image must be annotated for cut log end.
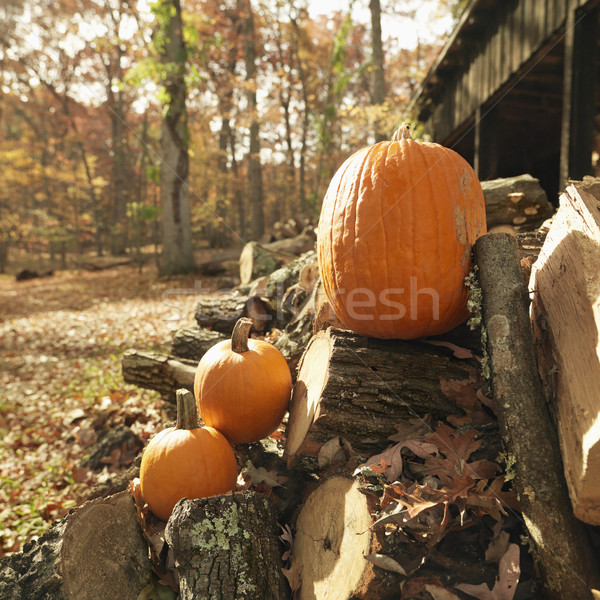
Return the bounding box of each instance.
[293,476,373,600]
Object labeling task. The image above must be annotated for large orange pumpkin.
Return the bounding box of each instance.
[139,389,237,521]
[194,318,292,444]
[317,124,487,339]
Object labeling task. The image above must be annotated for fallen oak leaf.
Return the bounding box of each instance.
[466,478,520,521]
[455,543,520,600]
[425,583,463,600]
[354,439,438,483]
[441,378,492,427]
[244,461,285,488]
[282,554,301,597]
[485,526,511,564]
[279,523,293,562]
[424,424,486,483]
[388,416,433,442]
[317,436,346,467]
[423,340,477,360]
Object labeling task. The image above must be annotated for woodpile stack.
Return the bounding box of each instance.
[119,176,600,599]
[10,176,600,600]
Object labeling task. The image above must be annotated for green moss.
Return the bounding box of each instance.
[191,503,241,552]
[465,266,491,381]
[498,450,517,483]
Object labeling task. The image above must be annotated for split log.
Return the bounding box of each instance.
[266,232,315,255]
[171,326,227,361]
[530,178,600,525]
[81,256,146,271]
[196,247,241,276]
[474,232,600,599]
[272,217,312,240]
[80,424,142,470]
[121,349,196,401]
[285,328,473,462]
[0,491,150,600]
[165,492,288,600]
[274,293,316,375]
[240,241,294,285]
[239,234,315,284]
[263,251,317,311]
[194,252,316,336]
[194,293,275,334]
[481,173,554,230]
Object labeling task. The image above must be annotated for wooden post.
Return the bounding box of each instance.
[474,103,499,181]
[559,1,597,189]
[475,232,599,599]
[568,4,598,180]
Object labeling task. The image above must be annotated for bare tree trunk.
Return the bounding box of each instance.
[290,14,309,216]
[229,129,245,240]
[369,0,386,143]
[157,0,195,274]
[240,0,264,241]
[106,28,128,256]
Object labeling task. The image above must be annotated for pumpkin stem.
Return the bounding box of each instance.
[391,122,412,142]
[176,389,200,430]
[231,317,254,353]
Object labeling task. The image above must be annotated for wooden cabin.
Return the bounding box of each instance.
[409,0,600,201]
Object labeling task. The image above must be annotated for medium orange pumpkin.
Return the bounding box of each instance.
[194,318,292,444]
[317,123,487,339]
[139,389,237,521]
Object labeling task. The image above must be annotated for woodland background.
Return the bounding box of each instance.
[0,0,467,274]
[0,0,473,561]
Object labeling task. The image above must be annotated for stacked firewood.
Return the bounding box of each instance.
[8,176,600,600]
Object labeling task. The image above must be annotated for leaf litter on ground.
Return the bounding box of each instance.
[0,264,222,557]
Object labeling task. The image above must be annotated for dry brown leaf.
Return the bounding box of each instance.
[317,436,346,468]
[282,554,302,596]
[455,543,520,600]
[355,439,438,482]
[423,340,477,360]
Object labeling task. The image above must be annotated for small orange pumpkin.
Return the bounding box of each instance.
[194,318,292,444]
[139,388,237,521]
[317,123,487,339]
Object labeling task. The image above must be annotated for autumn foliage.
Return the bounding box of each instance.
[0,0,448,272]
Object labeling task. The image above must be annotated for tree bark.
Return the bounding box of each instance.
[105,17,128,257]
[171,326,227,361]
[290,14,310,215]
[474,232,600,599]
[238,233,315,284]
[194,293,275,335]
[0,492,150,600]
[285,328,472,463]
[165,492,288,600]
[121,349,196,401]
[157,0,195,274]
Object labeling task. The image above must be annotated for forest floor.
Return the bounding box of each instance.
[0,262,227,557]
